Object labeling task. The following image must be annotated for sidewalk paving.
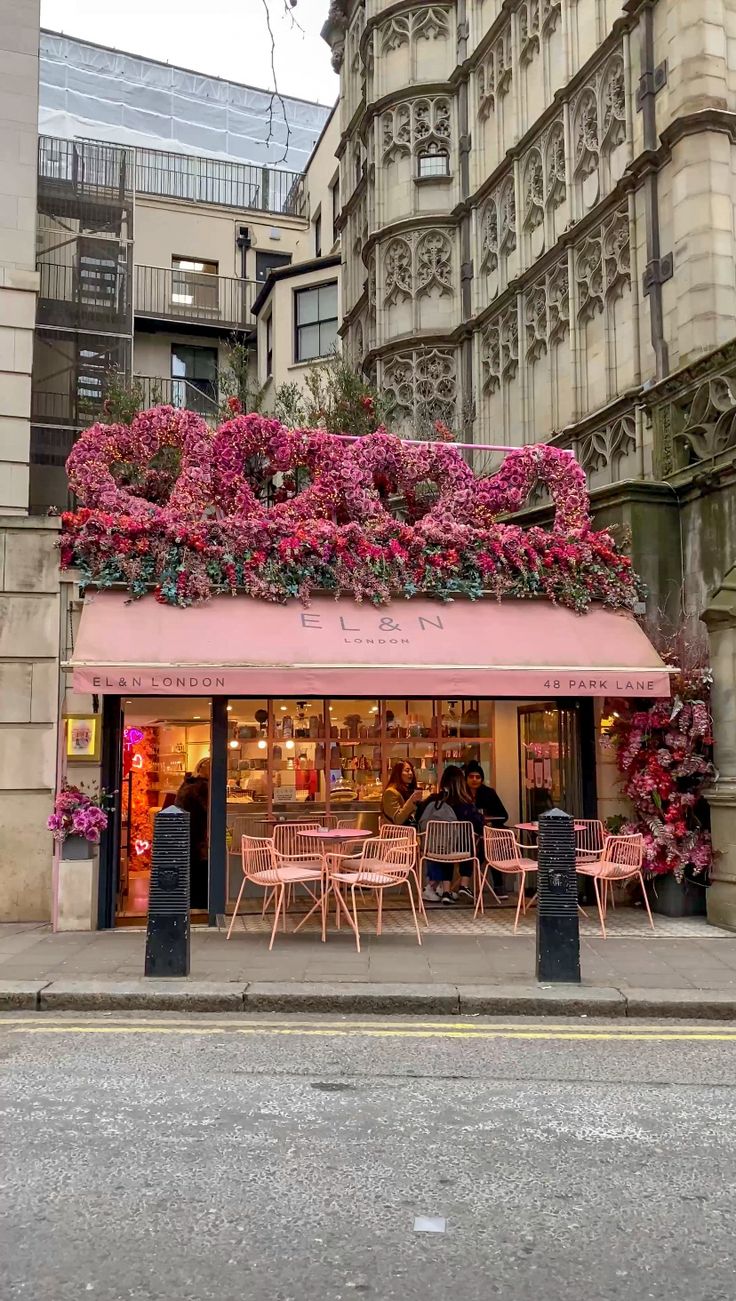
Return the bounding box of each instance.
[2,913,736,1018]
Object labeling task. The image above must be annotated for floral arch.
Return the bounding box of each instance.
[60,406,639,610]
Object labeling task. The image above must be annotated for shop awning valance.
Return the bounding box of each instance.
[68,592,671,698]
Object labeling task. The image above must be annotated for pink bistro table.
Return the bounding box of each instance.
[294,827,374,939]
[515,820,587,855]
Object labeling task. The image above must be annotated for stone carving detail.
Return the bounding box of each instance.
[601,55,626,152]
[547,261,570,345]
[381,96,452,164]
[481,306,519,393]
[603,207,630,301]
[384,238,413,305]
[540,0,562,34]
[572,47,628,185]
[383,228,454,305]
[382,347,458,428]
[521,258,570,365]
[575,208,630,322]
[672,376,736,464]
[478,53,495,120]
[480,201,498,274]
[525,284,547,362]
[380,6,450,54]
[499,180,517,254]
[519,0,540,64]
[576,416,636,478]
[523,148,544,232]
[545,121,566,211]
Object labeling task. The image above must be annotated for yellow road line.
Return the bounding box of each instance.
[2,1022,736,1043]
[2,1015,734,1034]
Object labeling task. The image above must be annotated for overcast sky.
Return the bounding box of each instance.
[39,0,339,105]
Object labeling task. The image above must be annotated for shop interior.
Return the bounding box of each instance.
[115,696,585,922]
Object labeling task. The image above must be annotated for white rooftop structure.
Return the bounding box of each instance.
[39,30,332,174]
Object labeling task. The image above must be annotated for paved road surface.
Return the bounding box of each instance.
[1,1014,735,1300]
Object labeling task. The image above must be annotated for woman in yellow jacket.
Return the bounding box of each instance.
[381,760,423,825]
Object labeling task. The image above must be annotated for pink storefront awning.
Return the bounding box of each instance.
[69,591,672,698]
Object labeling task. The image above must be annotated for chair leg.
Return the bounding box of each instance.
[406,882,423,946]
[639,872,655,930]
[474,868,488,920]
[410,869,429,926]
[226,876,247,940]
[269,884,285,951]
[593,876,606,939]
[350,884,361,954]
[514,872,526,933]
[376,888,384,937]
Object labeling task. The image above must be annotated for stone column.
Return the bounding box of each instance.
[702,567,736,931]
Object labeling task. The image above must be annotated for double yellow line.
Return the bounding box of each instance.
[2,1016,736,1043]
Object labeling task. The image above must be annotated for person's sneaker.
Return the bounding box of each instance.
[422,883,441,903]
[440,891,456,905]
[494,892,510,903]
[456,884,474,903]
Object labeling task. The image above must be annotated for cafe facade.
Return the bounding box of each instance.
[64,589,670,927]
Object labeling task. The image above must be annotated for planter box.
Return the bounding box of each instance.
[646,874,707,918]
[56,852,98,931]
[63,835,94,861]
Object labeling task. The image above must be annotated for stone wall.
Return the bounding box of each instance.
[0,0,40,513]
[0,517,60,921]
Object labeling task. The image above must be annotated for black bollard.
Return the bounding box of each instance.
[144,805,191,978]
[536,807,580,984]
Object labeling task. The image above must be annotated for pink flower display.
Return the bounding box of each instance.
[59,407,641,611]
[47,785,111,844]
[610,667,715,880]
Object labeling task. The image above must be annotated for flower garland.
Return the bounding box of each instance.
[59,407,640,611]
[610,667,715,879]
[47,785,110,844]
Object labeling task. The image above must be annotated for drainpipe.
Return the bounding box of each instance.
[456,0,474,436]
[639,2,670,380]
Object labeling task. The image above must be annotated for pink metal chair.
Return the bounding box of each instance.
[575,819,605,863]
[379,823,428,925]
[476,829,537,930]
[330,837,421,953]
[227,834,325,950]
[419,820,480,898]
[272,819,325,911]
[576,833,653,938]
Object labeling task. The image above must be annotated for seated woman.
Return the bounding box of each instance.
[381,760,422,826]
[464,760,510,901]
[417,765,484,905]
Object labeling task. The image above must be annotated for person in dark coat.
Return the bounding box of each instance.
[174,756,210,909]
[464,760,510,900]
[416,765,484,905]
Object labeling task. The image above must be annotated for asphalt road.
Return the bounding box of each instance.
[1,1013,735,1301]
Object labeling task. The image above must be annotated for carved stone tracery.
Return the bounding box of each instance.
[575,208,631,323]
[379,6,450,54]
[482,305,519,393]
[381,96,452,164]
[382,347,458,428]
[383,228,454,305]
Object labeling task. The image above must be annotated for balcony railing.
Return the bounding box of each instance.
[134,146,305,216]
[135,265,257,331]
[38,135,306,219]
[135,375,220,421]
[37,260,130,331]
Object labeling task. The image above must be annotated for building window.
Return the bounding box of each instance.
[266,314,273,378]
[171,343,218,414]
[331,179,340,235]
[255,251,291,283]
[171,256,218,312]
[314,212,322,258]
[417,146,450,179]
[294,281,338,363]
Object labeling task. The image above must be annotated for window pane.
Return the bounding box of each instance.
[319,282,338,317]
[296,288,319,325]
[297,323,320,361]
[319,322,338,356]
[418,151,450,177]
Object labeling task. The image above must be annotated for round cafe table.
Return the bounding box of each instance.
[515,820,586,853]
[293,827,374,940]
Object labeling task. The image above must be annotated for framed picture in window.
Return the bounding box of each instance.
[65,716,100,763]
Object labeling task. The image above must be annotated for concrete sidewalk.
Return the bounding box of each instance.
[2,915,736,1018]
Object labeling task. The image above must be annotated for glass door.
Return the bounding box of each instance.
[518,704,582,823]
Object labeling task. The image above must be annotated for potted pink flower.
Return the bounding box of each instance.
[48,785,110,860]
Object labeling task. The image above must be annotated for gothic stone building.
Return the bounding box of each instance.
[322,0,736,927]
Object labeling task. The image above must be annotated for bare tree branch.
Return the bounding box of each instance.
[259,0,303,165]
